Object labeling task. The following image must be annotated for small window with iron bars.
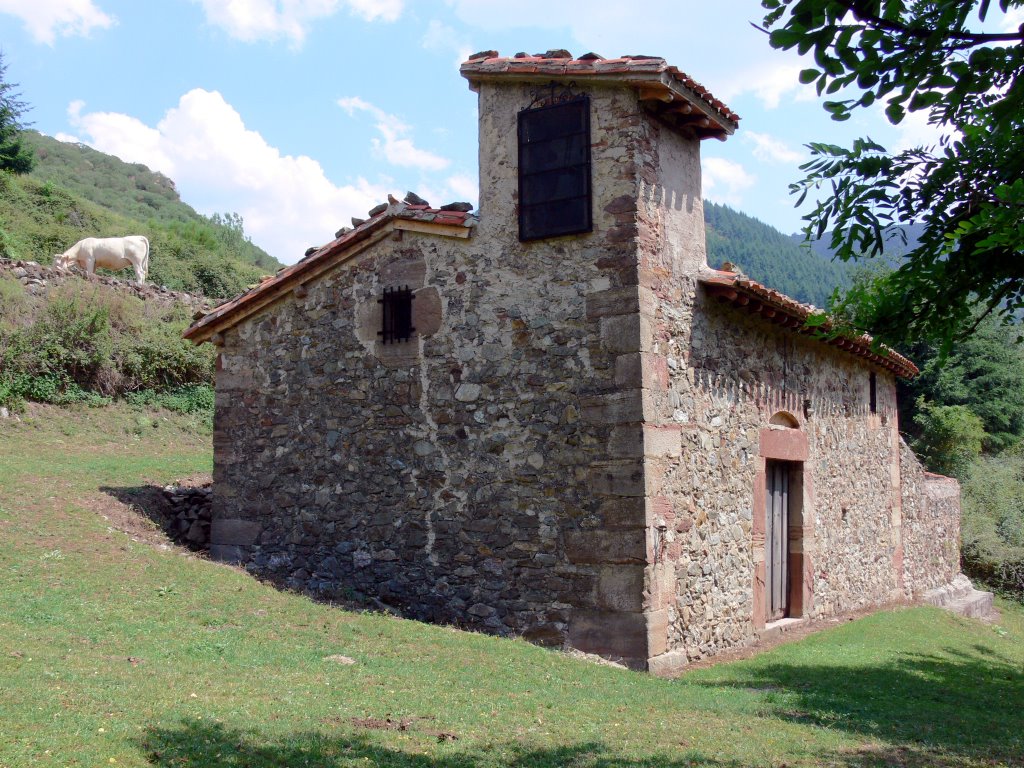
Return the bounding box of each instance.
[518,84,592,241]
[378,286,415,344]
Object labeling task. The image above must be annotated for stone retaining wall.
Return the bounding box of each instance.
[0,258,211,312]
[899,441,961,596]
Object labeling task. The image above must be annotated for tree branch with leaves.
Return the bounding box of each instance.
[762,0,1024,350]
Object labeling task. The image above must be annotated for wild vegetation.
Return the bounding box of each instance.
[763,0,1024,349]
[0,275,214,423]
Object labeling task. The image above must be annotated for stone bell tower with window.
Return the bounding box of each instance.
[461,51,741,674]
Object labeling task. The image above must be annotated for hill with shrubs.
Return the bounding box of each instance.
[0,261,215,424]
[2,130,281,298]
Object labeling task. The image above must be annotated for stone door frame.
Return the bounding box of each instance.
[753,419,813,629]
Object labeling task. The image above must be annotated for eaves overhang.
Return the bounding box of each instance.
[460,50,739,141]
[699,269,918,379]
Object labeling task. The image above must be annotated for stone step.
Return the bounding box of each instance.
[922,574,998,622]
[946,589,997,621]
[922,574,973,607]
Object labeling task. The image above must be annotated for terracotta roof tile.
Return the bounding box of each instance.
[699,268,918,378]
[184,199,477,342]
[461,51,740,128]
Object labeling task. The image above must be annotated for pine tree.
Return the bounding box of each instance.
[0,53,34,174]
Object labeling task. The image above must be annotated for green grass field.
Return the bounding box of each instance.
[1,404,1021,767]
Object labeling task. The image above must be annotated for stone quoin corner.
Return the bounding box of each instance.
[185,49,979,674]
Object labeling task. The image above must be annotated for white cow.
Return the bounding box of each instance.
[53,236,150,283]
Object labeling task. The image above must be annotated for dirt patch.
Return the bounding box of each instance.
[350,716,422,731]
[89,472,212,548]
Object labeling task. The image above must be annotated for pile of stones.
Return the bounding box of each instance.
[162,484,213,549]
[0,259,212,312]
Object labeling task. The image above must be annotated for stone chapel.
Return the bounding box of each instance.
[185,50,969,674]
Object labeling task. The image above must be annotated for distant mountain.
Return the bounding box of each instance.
[0,131,282,298]
[705,202,852,308]
[791,222,925,265]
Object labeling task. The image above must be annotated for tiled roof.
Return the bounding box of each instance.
[699,268,918,378]
[184,195,477,343]
[461,49,739,136]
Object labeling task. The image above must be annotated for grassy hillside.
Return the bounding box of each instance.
[705,202,852,308]
[1,404,1022,767]
[0,131,281,298]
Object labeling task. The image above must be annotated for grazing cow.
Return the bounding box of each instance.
[53,235,150,283]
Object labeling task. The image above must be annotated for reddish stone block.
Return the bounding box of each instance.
[752,562,766,629]
[588,459,645,497]
[646,608,669,657]
[586,287,641,318]
[759,427,808,461]
[646,354,670,390]
[596,565,645,611]
[752,472,766,537]
[598,497,647,530]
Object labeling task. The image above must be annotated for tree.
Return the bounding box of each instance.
[762,0,1024,349]
[912,398,987,478]
[0,52,33,174]
[903,313,1024,451]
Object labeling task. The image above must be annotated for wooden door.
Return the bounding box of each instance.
[766,460,790,621]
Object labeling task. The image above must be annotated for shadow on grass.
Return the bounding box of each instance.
[693,643,1024,766]
[140,719,746,768]
[101,483,175,530]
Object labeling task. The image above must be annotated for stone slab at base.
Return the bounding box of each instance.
[922,574,998,622]
[757,616,805,644]
[647,650,688,678]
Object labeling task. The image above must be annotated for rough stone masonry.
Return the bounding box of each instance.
[186,50,966,674]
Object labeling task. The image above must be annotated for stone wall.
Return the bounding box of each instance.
[899,440,962,596]
[647,293,903,663]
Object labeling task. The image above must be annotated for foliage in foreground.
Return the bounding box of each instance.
[763,0,1024,349]
[0,276,214,416]
[1,404,1022,767]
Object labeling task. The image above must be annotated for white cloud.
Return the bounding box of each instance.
[445,173,477,202]
[702,156,756,207]
[421,19,473,66]
[1002,7,1024,32]
[717,62,816,110]
[191,0,403,46]
[65,90,392,264]
[338,97,450,171]
[745,131,804,164]
[0,0,114,45]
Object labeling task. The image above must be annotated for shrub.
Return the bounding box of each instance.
[0,278,213,409]
[912,398,986,480]
[961,451,1024,602]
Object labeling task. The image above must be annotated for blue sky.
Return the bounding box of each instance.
[3,1,1020,265]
